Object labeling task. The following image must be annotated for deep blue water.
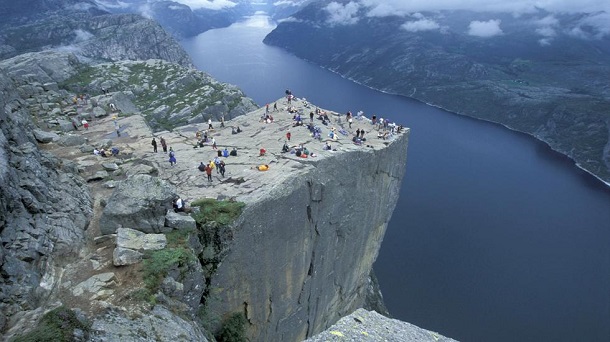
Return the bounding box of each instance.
[182,14,610,342]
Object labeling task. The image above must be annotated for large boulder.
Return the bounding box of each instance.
[99,175,175,235]
[32,129,58,143]
[89,305,209,342]
[112,247,143,266]
[305,308,457,342]
[115,228,167,251]
[164,210,196,231]
[58,134,86,146]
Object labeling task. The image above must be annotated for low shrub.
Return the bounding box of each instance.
[217,312,247,342]
[190,198,245,226]
[12,306,89,342]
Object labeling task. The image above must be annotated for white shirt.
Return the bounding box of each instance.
[175,198,183,209]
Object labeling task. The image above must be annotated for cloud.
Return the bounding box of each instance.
[74,29,94,42]
[358,0,610,16]
[572,11,610,39]
[325,1,361,26]
[274,0,307,6]
[278,17,303,23]
[171,0,236,10]
[94,0,128,9]
[468,19,503,37]
[401,19,440,32]
[536,26,556,37]
[138,4,153,19]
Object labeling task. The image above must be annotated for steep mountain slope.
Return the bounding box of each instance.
[0,0,192,66]
[264,2,610,183]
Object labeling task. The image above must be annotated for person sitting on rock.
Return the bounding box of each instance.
[230,148,238,156]
[282,141,290,153]
[173,197,185,213]
[323,142,332,151]
[111,147,119,156]
[232,126,238,134]
[222,147,229,157]
[259,148,266,156]
[198,162,206,172]
[236,126,242,133]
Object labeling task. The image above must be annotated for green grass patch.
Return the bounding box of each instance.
[142,247,196,295]
[138,229,196,299]
[190,199,245,226]
[12,306,89,342]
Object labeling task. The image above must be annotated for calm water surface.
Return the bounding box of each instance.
[182,14,610,342]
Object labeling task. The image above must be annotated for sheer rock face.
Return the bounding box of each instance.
[0,71,92,331]
[203,124,410,341]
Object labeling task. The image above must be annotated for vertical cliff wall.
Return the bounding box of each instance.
[205,131,409,341]
[0,71,92,332]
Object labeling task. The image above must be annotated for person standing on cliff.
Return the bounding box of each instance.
[211,137,217,150]
[218,160,226,177]
[169,147,176,166]
[151,137,158,153]
[71,117,79,131]
[160,136,167,153]
[205,163,213,182]
[208,118,214,130]
[220,116,225,128]
[213,156,221,174]
[273,102,278,111]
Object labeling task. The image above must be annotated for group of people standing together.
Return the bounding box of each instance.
[198,156,226,182]
[151,136,176,166]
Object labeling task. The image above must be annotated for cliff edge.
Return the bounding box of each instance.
[0,11,413,341]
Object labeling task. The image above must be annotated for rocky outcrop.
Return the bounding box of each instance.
[58,58,258,131]
[0,49,256,135]
[178,101,409,341]
[305,308,457,342]
[0,16,413,340]
[0,6,193,67]
[99,175,175,235]
[89,305,209,342]
[0,70,92,331]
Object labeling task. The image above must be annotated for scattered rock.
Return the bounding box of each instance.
[94,234,116,245]
[101,163,119,171]
[115,228,167,251]
[58,134,86,147]
[72,272,116,297]
[90,305,209,342]
[112,247,143,266]
[33,129,58,143]
[87,170,109,182]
